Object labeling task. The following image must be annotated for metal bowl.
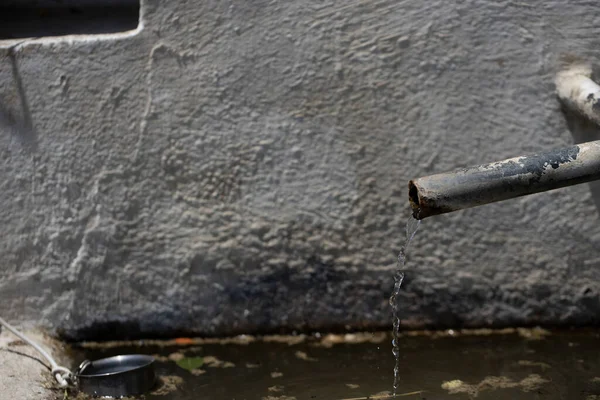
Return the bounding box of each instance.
[76,354,156,397]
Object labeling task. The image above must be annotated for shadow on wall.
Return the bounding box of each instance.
[0,49,37,151]
[0,0,139,40]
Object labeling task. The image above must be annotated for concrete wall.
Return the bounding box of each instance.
[1,0,600,341]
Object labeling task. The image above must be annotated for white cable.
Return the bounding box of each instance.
[0,316,72,387]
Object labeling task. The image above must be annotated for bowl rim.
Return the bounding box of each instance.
[77,354,155,378]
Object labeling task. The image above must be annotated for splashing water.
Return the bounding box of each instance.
[389,213,421,396]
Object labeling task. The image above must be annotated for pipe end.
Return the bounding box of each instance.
[408,180,422,219]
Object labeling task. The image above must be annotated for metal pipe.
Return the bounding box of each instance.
[555,62,600,126]
[555,62,600,214]
[409,140,600,219]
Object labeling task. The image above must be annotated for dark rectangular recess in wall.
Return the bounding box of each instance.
[0,0,139,40]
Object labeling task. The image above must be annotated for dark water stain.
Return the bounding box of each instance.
[516,145,579,184]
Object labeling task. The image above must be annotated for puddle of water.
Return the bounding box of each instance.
[389,214,421,395]
[68,329,600,400]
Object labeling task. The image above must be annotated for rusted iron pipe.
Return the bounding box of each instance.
[555,62,600,214]
[409,140,600,219]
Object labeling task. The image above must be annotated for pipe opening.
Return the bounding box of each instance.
[408,180,421,218]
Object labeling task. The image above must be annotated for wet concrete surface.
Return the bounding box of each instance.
[63,328,600,400]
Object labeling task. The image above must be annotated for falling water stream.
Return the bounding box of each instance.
[389,213,421,396]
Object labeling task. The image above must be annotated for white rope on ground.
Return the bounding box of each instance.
[0,316,72,387]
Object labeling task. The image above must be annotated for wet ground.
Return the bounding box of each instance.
[65,328,600,400]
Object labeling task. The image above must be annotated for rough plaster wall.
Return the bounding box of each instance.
[1,0,600,340]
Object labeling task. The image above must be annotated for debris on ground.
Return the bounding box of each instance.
[442,374,549,396]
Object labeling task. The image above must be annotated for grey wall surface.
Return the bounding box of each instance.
[1,0,600,341]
